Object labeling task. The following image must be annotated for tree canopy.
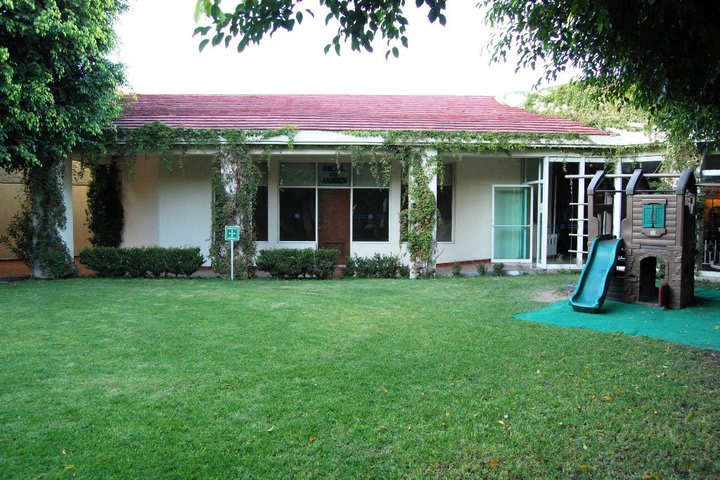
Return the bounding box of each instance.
[0,0,126,172]
[195,0,720,146]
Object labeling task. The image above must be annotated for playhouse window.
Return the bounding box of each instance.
[642,204,666,228]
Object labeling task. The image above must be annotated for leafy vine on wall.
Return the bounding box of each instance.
[106,122,296,278]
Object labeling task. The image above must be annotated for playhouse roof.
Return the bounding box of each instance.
[115,94,607,135]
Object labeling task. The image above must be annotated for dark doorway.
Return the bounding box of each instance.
[318,189,350,264]
[639,256,659,303]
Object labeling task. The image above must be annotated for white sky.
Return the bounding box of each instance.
[115,0,577,99]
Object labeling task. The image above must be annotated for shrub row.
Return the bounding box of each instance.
[256,248,339,279]
[344,254,409,278]
[79,246,204,278]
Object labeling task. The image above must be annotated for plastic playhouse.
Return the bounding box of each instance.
[570,168,697,312]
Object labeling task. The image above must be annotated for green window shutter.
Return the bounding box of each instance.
[642,204,654,228]
[653,204,666,228]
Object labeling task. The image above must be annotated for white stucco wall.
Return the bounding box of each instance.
[122,156,212,264]
[157,158,212,261]
[122,156,159,248]
[434,156,524,264]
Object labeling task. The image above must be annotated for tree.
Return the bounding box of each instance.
[0,1,125,277]
[195,0,720,148]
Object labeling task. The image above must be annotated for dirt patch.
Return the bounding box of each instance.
[533,289,571,303]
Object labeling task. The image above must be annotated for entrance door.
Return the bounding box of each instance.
[492,185,532,262]
[318,189,350,263]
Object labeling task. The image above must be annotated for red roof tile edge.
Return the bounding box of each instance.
[114,94,609,136]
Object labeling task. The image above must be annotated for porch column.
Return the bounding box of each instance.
[613,159,623,238]
[32,156,75,278]
[408,147,437,279]
[539,156,550,269]
[59,157,74,258]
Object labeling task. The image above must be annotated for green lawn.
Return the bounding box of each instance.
[1,275,719,479]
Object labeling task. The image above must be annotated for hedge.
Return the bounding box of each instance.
[256,248,339,279]
[344,254,409,278]
[79,246,204,278]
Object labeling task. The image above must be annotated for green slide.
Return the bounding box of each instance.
[569,237,623,313]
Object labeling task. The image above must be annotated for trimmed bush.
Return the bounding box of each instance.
[144,247,167,278]
[256,248,339,279]
[79,246,126,277]
[314,249,338,279]
[343,254,407,278]
[492,262,505,276]
[476,263,487,276]
[166,247,205,278]
[452,262,462,276]
[79,246,204,278]
[122,248,149,278]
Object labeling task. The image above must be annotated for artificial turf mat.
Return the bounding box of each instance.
[514,288,720,351]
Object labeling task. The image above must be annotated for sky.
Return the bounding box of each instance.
[115,0,578,99]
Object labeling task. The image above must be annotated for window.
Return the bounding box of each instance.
[642,204,666,228]
[279,163,316,241]
[353,189,389,241]
[493,186,531,260]
[254,163,268,241]
[437,164,453,242]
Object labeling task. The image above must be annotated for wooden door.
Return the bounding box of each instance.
[318,189,350,263]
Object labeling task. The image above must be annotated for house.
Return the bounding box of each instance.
[2,94,704,277]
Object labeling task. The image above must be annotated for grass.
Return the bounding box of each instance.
[1,274,719,479]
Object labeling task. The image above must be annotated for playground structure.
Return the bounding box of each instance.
[570,168,697,312]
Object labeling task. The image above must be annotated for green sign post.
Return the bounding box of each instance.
[224,226,240,280]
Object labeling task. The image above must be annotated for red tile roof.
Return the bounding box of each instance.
[115,94,607,135]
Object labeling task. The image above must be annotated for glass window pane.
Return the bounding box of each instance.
[254,186,268,241]
[523,158,540,182]
[353,189,389,242]
[318,163,350,186]
[494,226,530,259]
[280,188,315,241]
[494,187,529,226]
[353,165,390,187]
[280,163,315,186]
[437,164,453,242]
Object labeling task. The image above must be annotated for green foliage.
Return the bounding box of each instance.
[0,1,125,172]
[344,254,407,278]
[0,196,33,268]
[194,0,447,60]
[476,263,487,276]
[79,246,204,278]
[166,247,205,278]
[79,246,126,277]
[256,248,339,279]
[492,262,505,276]
[27,162,78,279]
[87,162,124,247]
[451,262,462,277]
[523,82,650,132]
[485,0,720,151]
[1,1,124,279]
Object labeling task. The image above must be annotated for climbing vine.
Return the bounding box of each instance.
[105,122,296,278]
[0,161,77,278]
[87,161,124,247]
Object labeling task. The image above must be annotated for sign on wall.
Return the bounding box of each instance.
[319,163,350,186]
[225,225,240,241]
